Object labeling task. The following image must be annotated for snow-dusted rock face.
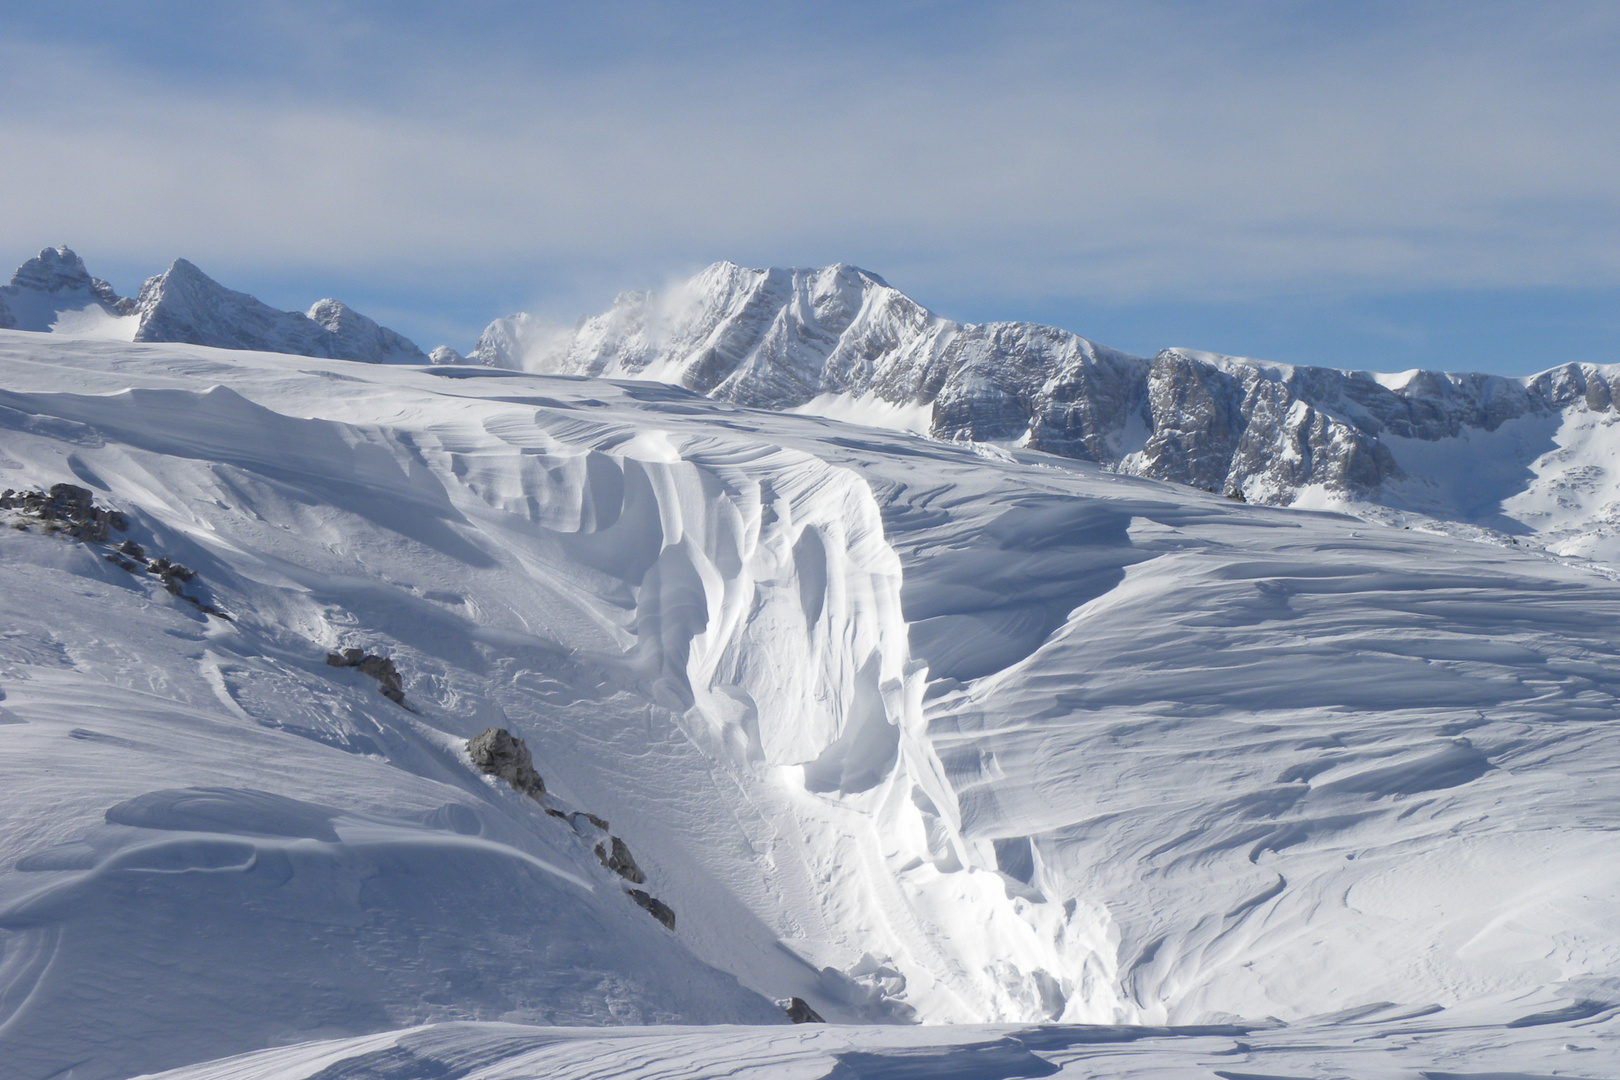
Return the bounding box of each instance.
[306,297,429,364]
[0,248,429,364]
[131,259,429,364]
[477,262,1620,548]
[132,258,334,355]
[9,247,125,306]
[0,247,133,335]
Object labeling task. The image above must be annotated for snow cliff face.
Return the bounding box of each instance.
[0,248,428,364]
[476,262,1620,558]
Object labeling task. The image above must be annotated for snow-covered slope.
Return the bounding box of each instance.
[0,329,1616,1077]
[476,262,1620,562]
[0,248,428,364]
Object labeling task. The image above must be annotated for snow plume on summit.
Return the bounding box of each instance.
[0,247,429,364]
[480,261,1620,564]
[473,262,955,420]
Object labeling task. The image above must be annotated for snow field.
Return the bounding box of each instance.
[0,329,1616,1076]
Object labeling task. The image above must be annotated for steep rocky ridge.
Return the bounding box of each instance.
[131,259,429,363]
[473,263,1620,556]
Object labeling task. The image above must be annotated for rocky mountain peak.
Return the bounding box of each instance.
[2,246,435,366]
[0,247,130,331]
[119,258,427,364]
[11,246,99,294]
[306,298,428,365]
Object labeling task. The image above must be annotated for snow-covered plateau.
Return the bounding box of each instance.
[0,249,1615,1078]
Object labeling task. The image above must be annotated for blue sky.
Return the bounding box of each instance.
[3,1,1618,374]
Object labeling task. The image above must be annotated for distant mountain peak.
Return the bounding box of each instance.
[13,245,126,306]
[2,247,428,365]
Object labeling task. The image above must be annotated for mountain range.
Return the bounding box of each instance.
[0,246,427,364]
[473,261,1620,563]
[11,247,1614,564]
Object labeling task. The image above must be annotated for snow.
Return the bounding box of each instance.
[788,391,936,434]
[470,260,1620,574]
[136,1006,1617,1080]
[46,304,139,341]
[0,329,1616,1077]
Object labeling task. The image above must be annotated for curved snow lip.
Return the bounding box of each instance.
[1505,999,1614,1028]
[104,787,341,842]
[1309,739,1493,798]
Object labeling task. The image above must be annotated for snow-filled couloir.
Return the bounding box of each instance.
[0,327,1616,1077]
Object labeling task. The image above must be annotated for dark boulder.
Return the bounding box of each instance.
[594,836,646,884]
[325,648,405,703]
[627,888,676,930]
[466,727,546,799]
[783,997,825,1024]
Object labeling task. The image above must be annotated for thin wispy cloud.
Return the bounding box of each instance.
[1,1,1617,368]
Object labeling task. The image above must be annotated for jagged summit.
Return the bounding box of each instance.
[1,248,428,365]
[306,298,427,365]
[130,258,429,363]
[10,246,123,302]
[0,246,131,333]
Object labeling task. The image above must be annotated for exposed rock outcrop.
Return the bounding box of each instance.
[594,836,646,885]
[464,727,677,929]
[1,483,128,542]
[465,726,545,798]
[1,483,230,618]
[326,647,406,704]
[781,996,825,1024]
[627,888,676,931]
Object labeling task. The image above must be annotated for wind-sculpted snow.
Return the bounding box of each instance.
[0,330,1617,1076]
[138,1005,1618,1080]
[477,261,1620,563]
